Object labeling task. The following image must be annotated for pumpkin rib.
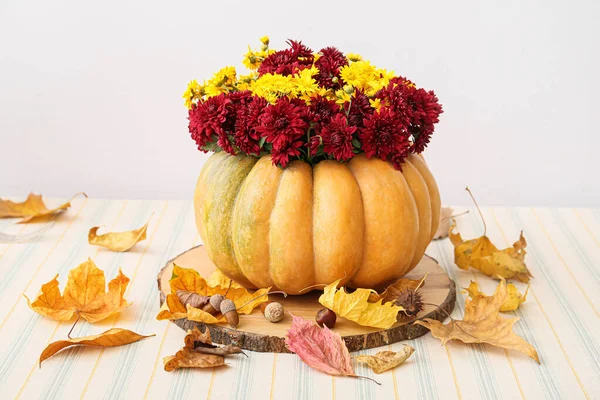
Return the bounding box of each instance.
[194,152,229,244]
[401,159,433,269]
[407,154,441,240]
[232,156,283,289]
[268,160,315,294]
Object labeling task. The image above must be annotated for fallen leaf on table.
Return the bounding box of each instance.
[356,346,415,374]
[415,278,539,363]
[183,326,245,356]
[0,193,86,223]
[464,281,529,312]
[285,314,355,377]
[25,258,131,323]
[157,264,270,323]
[450,221,532,283]
[163,348,225,372]
[319,279,403,329]
[40,328,153,366]
[88,217,151,252]
[368,275,426,304]
[434,207,454,239]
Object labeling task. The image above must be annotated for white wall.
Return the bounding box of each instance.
[1,0,598,206]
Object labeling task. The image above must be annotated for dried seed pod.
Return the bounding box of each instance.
[176,290,210,309]
[315,308,336,329]
[262,302,284,323]
[395,289,424,317]
[202,294,224,315]
[220,299,239,328]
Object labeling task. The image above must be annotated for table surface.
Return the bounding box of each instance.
[0,197,598,400]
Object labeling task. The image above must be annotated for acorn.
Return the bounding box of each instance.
[202,294,224,315]
[220,299,239,328]
[395,289,424,317]
[315,308,336,329]
[262,302,284,323]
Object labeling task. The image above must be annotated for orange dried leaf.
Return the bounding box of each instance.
[0,192,86,223]
[285,314,355,377]
[40,328,153,366]
[464,281,529,312]
[368,275,426,304]
[449,221,533,283]
[163,348,225,372]
[25,259,132,323]
[415,278,539,363]
[88,218,150,252]
[319,279,403,329]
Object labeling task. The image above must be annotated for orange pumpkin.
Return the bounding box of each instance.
[194,152,440,294]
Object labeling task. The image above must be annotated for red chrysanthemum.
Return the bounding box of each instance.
[256,97,308,148]
[233,96,268,155]
[321,114,357,161]
[271,139,303,168]
[407,88,443,153]
[188,94,230,151]
[345,90,374,127]
[374,83,412,126]
[308,135,322,156]
[258,40,314,76]
[308,96,341,129]
[315,47,348,89]
[359,107,410,161]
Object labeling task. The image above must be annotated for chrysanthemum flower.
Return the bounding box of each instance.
[345,90,374,127]
[315,47,348,89]
[256,97,308,148]
[308,96,341,129]
[234,96,268,155]
[321,114,357,161]
[360,107,410,160]
[188,94,231,150]
[258,40,314,76]
[271,139,303,168]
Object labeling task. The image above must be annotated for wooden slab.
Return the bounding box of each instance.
[157,245,456,353]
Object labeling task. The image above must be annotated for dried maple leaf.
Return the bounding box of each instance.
[163,348,225,372]
[319,279,403,329]
[40,328,153,366]
[285,314,355,377]
[356,346,415,374]
[157,264,270,323]
[464,281,529,312]
[449,188,533,283]
[434,206,454,239]
[415,278,540,363]
[25,258,131,323]
[368,275,426,304]
[0,192,86,223]
[88,217,150,252]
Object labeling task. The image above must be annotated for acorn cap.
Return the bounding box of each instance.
[210,294,224,310]
[219,298,236,315]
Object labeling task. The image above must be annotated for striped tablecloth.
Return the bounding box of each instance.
[0,197,598,399]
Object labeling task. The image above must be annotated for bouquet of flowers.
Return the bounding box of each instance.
[184,37,443,169]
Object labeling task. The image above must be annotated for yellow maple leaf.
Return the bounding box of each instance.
[464,281,529,312]
[40,328,153,366]
[319,279,403,329]
[0,192,86,223]
[368,275,426,304]
[415,278,539,363]
[157,264,270,323]
[88,217,151,252]
[25,258,132,323]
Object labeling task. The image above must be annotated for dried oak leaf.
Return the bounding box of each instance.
[415,278,540,363]
[40,328,153,366]
[434,206,454,240]
[449,221,533,283]
[319,279,403,329]
[285,314,355,377]
[0,192,86,223]
[163,348,225,372]
[356,346,415,374]
[464,281,529,312]
[184,326,245,356]
[25,258,131,323]
[156,264,270,323]
[368,275,427,304]
[88,217,150,252]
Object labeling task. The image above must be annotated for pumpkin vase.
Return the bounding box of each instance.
[194,151,441,294]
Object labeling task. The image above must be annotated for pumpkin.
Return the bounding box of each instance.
[194,152,440,294]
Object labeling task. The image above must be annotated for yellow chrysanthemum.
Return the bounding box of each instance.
[203,66,237,97]
[260,36,270,45]
[335,89,353,105]
[250,73,296,103]
[347,53,363,62]
[182,79,204,109]
[243,47,262,70]
[293,66,321,102]
[369,98,382,111]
